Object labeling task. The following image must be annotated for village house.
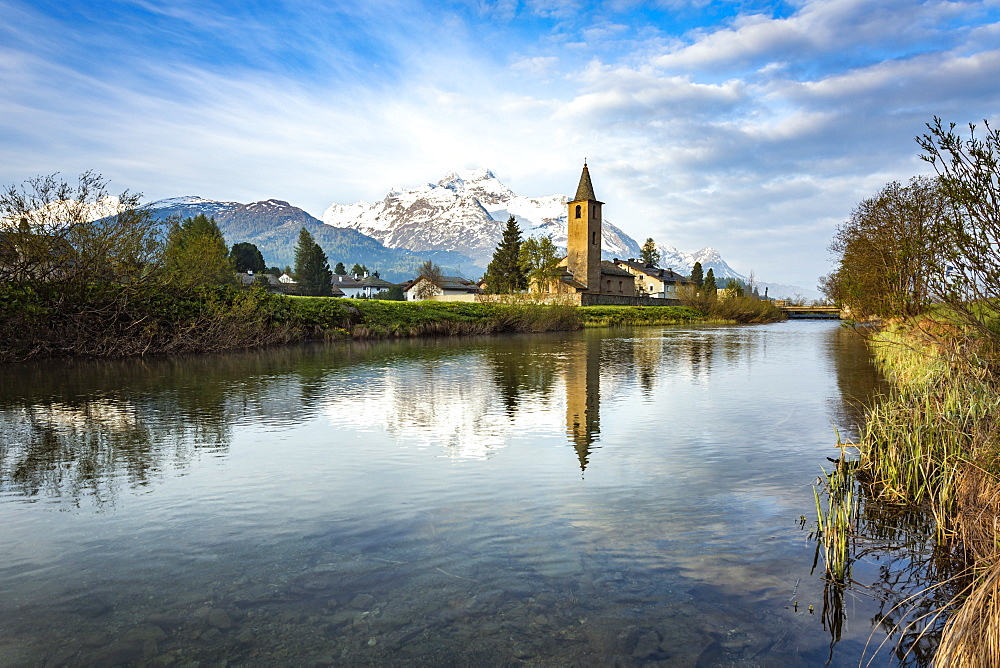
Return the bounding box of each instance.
[613,260,691,299]
[238,271,282,291]
[405,275,481,301]
[334,271,398,298]
[332,273,364,297]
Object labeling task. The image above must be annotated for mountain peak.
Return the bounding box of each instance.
[437,168,498,191]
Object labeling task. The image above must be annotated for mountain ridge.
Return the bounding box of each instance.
[141,168,819,298]
[147,196,477,282]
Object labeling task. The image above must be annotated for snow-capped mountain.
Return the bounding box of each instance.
[656,243,744,281]
[142,172,820,298]
[2,196,125,229]
[145,196,477,282]
[321,168,642,264]
[656,243,820,298]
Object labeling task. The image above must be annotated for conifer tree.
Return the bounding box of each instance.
[703,268,716,298]
[229,242,265,273]
[690,261,704,288]
[640,238,661,266]
[483,216,527,293]
[294,228,332,296]
[334,262,346,275]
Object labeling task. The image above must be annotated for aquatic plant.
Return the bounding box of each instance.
[813,450,858,583]
[842,321,1000,665]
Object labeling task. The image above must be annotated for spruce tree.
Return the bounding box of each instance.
[703,268,716,298]
[690,261,704,288]
[294,228,332,296]
[334,262,346,275]
[229,242,266,273]
[640,238,661,266]
[483,216,527,293]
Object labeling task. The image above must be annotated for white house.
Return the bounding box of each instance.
[405,275,481,301]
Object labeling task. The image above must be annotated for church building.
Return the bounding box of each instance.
[535,163,635,297]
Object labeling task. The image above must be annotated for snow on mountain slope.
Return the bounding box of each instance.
[3,196,126,228]
[656,243,745,280]
[322,168,641,263]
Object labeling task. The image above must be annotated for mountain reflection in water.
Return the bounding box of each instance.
[0,322,943,667]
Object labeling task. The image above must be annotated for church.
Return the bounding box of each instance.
[535,163,636,298]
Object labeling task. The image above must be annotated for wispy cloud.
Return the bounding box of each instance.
[2,0,999,287]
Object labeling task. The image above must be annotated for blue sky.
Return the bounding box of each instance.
[3,0,999,288]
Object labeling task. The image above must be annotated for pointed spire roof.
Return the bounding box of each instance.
[573,161,597,202]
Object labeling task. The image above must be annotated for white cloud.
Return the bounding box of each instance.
[3,0,1000,288]
[510,55,560,75]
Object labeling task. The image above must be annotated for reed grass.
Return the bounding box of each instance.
[813,452,858,582]
[849,320,1000,665]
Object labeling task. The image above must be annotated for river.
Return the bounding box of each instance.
[0,320,919,666]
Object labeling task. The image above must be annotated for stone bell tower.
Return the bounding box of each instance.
[566,161,603,292]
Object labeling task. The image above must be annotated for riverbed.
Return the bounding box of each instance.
[0,321,906,666]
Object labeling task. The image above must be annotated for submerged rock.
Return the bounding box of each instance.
[207,608,234,629]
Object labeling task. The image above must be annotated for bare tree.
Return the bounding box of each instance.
[828,176,944,319]
[919,118,1000,343]
[0,171,160,292]
[413,260,443,300]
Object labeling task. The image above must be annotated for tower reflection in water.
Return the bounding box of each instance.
[564,335,602,471]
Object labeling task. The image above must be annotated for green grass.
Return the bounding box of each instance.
[577,305,703,327]
[0,283,787,360]
[286,297,580,338]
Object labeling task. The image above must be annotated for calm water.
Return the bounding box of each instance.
[0,321,904,666]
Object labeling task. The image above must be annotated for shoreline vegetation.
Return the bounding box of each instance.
[813,119,1000,666]
[0,171,785,363]
[811,318,1000,665]
[832,320,1000,665]
[0,285,785,363]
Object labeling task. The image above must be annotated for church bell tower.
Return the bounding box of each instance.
[567,161,603,292]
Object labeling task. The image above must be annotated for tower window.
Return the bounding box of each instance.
[575,205,581,219]
[592,232,597,245]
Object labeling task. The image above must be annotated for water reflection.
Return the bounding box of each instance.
[1,322,927,666]
[564,335,601,470]
[0,325,886,501]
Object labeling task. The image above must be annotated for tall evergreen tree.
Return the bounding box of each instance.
[640,238,661,266]
[165,213,234,289]
[690,261,704,288]
[703,268,716,298]
[294,228,332,296]
[483,216,527,293]
[334,262,347,275]
[229,242,266,273]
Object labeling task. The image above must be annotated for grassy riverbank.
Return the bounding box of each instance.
[1,284,789,362]
[828,320,1000,664]
[0,285,584,361]
[578,298,785,327]
[577,305,702,327]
